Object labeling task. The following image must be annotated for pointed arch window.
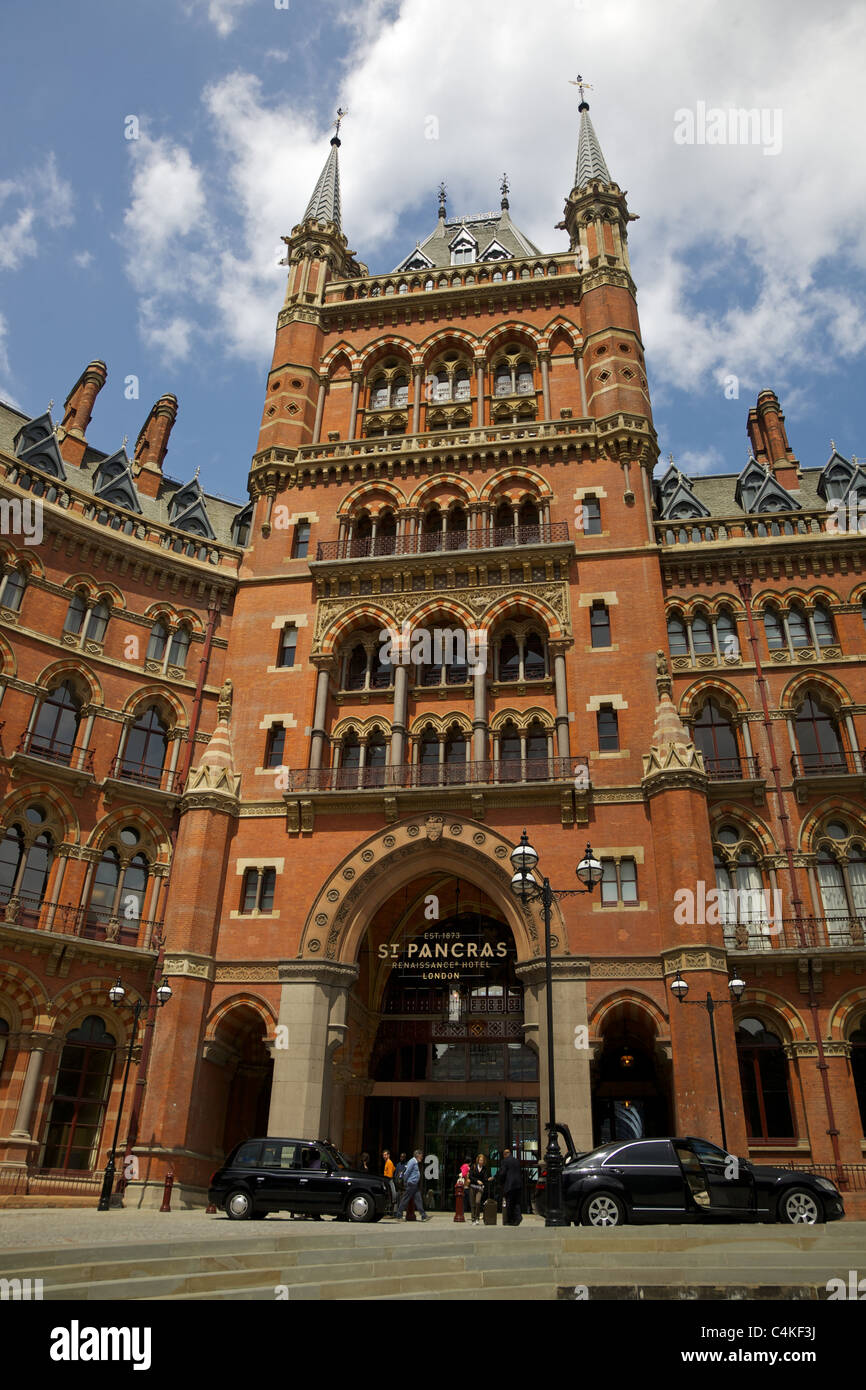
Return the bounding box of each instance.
[31,682,81,764]
[42,1016,116,1171]
[736,1018,795,1142]
[147,619,169,662]
[168,624,190,668]
[498,722,521,783]
[667,614,688,656]
[85,835,151,945]
[793,695,845,773]
[63,592,88,636]
[763,608,785,650]
[0,568,26,612]
[419,730,440,785]
[851,1025,866,1136]
[498,634,520,682]
[811,603,835,647]
[691,613,713,654]
[345,643,369,691]
[121,706,169,785]
[367,730,388,787]
[525,720,550,781]
[787,604,810,648]
[693,700,740,776]
[524,631,546,677]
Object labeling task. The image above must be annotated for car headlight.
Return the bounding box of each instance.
[814,1178,838,1194]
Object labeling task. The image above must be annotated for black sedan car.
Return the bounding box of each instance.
[208,1138,390,1222]
[535,1133,845,1227]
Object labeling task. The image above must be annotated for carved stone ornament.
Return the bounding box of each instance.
[426,815,444,842]
[217,678,233,722]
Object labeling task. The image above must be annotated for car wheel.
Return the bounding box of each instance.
[347,1191,376,1223]
[580,1192,626,1228]
[225,1189,254,1220]
[779,1187,823,1225]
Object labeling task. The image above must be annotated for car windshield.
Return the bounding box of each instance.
[575,1143,627,1166]
[322,1145,351,1170]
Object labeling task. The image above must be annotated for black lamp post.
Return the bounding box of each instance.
[668,968,746,1152]
[509,829,602,1227]
[97,975,172,1211]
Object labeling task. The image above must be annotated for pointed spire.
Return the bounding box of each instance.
[302,107,346,227]
[575,99,612,188]
[500,172,510,211]
[438,180,447,222]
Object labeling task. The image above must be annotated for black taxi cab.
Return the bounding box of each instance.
[208,1137,389,1222]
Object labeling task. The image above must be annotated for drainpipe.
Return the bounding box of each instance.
[737,578,842,1182]
[124,595,222,1166]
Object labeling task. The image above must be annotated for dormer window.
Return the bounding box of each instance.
[450,229,477,266]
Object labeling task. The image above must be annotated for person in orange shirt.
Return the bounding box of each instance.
[382,1149,397,1214]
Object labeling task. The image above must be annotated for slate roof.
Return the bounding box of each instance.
[393,207,543,273]
[574,104,612,188]
[0,398,246,547]
[303,138,342,228]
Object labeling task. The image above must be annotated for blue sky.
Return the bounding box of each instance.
[1,0,864,506]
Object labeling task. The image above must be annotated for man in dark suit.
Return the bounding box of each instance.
[499,1148,523,1226]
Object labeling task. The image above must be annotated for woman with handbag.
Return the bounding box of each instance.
[467,1153,489,1225]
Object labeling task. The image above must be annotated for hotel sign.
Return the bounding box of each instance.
[378,927,513,981]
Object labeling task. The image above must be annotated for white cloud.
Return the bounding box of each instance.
[676,448,727,477]
[73,250,94,269]
[120,0,866,402]
[0,154,74,271]
[189,0,255,37]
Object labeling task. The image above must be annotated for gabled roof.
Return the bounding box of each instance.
[14,411,55,455]
[16,431,66,481]
[94,450,142,514]
[816,447,855,500]
[392,207,542,273]
[734,457,770,511]
[750,473,801,514]
[660,481,711,521]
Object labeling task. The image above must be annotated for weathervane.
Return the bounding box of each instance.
[500,172,510,209]
[569,73,593,106]
[438,180,447,218]
[331,106,348,145]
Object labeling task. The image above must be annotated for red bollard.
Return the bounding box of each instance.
[454,1179,466,1223]
[159,1167,174,1213]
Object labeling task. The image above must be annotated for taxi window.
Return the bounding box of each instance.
[232,1141,262,1167]
[260,1141,297,1169]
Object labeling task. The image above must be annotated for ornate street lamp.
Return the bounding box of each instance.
[97,975,172,1211]
[669,967,746,1151]
[509,830,601,1227]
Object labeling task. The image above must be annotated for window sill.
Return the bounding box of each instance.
[585,644,619,653]
[266,664,303,674]
[228,910,281,920]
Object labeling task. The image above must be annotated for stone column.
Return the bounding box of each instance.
[309,663,332,771]
[391,664,409,768]
[472,665,487,763]
[552,646,571,758]
[576,351,589,416]
[10,1034,51,1138]
[411,367,423,435]
[312,379,327,445]
[475,360,485,428]
[539,351,551,422]
[517,957,593,1153]
[269,961,359,1141]
[347,374,362,442]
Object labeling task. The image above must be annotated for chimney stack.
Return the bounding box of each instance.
[57,360,107,466]
[133,393,178,497]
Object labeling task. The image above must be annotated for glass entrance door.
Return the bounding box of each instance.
[423,1099,539,1210]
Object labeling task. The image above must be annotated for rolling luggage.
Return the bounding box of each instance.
[483,1198,498,1226]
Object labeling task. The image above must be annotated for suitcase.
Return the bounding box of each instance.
[482,1197,498,1226]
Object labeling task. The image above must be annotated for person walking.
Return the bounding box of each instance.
[395,1149,430,1221]
[467,1154,489,1225]
[382,1149,397,1214]
[499,1148,523,1226]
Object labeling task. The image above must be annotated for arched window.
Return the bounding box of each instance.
[147,619,168,662]
[371,377,389,410]
[811,603,835,647]
[86,600,110,644]
[667,614,688,656]
[787,604,810,648]
[851,1024,866,1137]
[31,682,81,764]
[419,730,439,784]
[516,360,534,395]
[377,511,397,556]
[86,849,120,931]
[454,367,471,401]
[499,722,521,782]
[763,609,785,650]
[524,631,546,677]
[370,642,392,689]
[345,643,369,691]
[691,613,713,654]
[447,506,468,550]
[42,1015,116,1171]
[0,1017,8,1077]
[736,1018,795,1141]
[498,635,520,682]
[525,720,549,781]
[494,501,513,535]
[1,569,26,612]
[0,824,25,902]
[794,695,844,773]
[518,499,540,542]
[693,700,739,776]
[444,728,467,781]
[121,706,168,785]
[716,608,737,657]
[494,364,512,397]
[421,508,442,552]
[63,592,88,636]
[86,830,150,945]
[168,625,191,668]
[339,732,361,788]
[367,730,388,787]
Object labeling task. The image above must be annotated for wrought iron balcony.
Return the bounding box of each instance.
[703,755,761,780]
[107,755,179,794]
[0,892,161,950]
[287,756,587,792]
[314,522,569,562]
[724,916,866,951]
[790,750,865,777]
[16,731,95,773]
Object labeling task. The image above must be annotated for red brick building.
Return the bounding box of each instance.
[0,98,864,1214]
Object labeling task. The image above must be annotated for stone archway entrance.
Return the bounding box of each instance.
[203,1004,273,1159]
[268,816,594,1160]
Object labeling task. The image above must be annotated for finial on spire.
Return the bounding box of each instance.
[500,172,510,210]
[194,464,200,481]
[830,439,836,453]
[569,72,594,111]
[438,180,447,219]
[331,105,348,147]
[121,434,128,452]
[668,453,675,467]
[47,398,54,414]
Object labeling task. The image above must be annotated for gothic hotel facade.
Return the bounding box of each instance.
[0,97,865,1212]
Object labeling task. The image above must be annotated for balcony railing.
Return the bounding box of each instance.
[315,522,569,562]
[108,755,179,794]
[724,916,866,950]
[790,750,865,777]
[17,731,95,773]
[287,756,587,792]
[0,892,161,950]
[703,755,761,781]
[656,508,838,548]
